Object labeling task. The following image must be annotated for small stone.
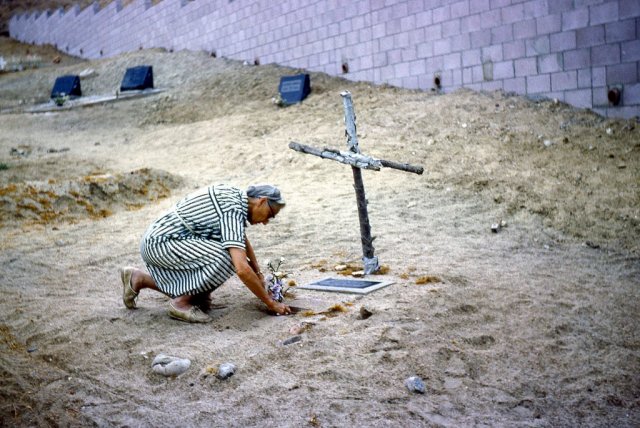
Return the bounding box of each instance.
[282,335,302,346]
[543,139,554,147]
[351,270,365,277]
[491,223,501,233]
[151,354,191,377]
[405,376,426,394]
[334,264,347,271]
[606,128,613,135]
[358,306,373,320]
[217,363,236,380]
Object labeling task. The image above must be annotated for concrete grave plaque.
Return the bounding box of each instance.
[120,65,154,91]
[51,75,81,99]
[299,277,394,294]
[278,73,310,104]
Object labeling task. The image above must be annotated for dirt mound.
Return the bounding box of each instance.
[0,166,182,225]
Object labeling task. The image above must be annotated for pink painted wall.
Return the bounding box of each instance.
[9,0,640,119]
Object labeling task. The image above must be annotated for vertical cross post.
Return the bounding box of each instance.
[341,91,379,274]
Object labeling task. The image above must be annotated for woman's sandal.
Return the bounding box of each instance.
[168,302,211,323]
[120,267,138,309]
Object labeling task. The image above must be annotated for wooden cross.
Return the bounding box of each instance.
[289,91,423,274]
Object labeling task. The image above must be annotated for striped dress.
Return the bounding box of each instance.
[140,184,248,298]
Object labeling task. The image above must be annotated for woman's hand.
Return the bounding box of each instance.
[267,300,292,315]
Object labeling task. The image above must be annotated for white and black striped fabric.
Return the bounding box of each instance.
[140,185,248,298]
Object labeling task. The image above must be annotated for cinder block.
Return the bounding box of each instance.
[388,48,401,64]
[482,80,503,91]
[503,77,526,94]
[624,82,640,105]
[503,40,525,60]
[416,10,433,26]
[444,52,462,70]
[490,0,511,9]
[562,8,589,31]
[607,62,638,84]
[501,3,525,25]
[576,25,605,48]
[462,49,482,66]
[402,75,420,89]
[620,0,640,19]
[433,5,451,23]
[592,44,621,66]
[621,39,640,61]
[480,9,501,29]
[408,0,425,14]
[470,29,491,48]
[564,89,593,108]
[526,35,550,56]
[536,14,561,35]
[523,0,548,19]
[590,2,619,25]
[394,61,410,78]
[402,45,418,61]
[548,0,574,15]
[424,23,442,41]
[552,70,578,91]
[592,66,607,86]
[409,58,426,75]
[449,1,468,19]
[442,19,461,37]
[550,31,576,52]
[493,60,515,79]
[482,44,503,62]
[434,39,451,55]
[514,19,537,39]
[462,66,473,84]
[564,48,591,70]
[451,33,471,51]
[538,53,563,73]
[452,68,463,86]
[605,18,636,42]
[578,68,592,88]
[491,23,513,44]
[592,85,610,106]
[469,0,490,15]
[461,13,482,33]
[417,41,434,58]
[515,57,537,76]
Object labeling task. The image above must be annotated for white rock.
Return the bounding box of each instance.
[217,363,236,380]
[151,354,191,377]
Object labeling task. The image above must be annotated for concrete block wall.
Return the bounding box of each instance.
[8,0,640,119]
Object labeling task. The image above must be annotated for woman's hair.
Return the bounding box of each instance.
[246,184,286,208]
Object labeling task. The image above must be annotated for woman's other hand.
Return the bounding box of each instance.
[268,300,292,315]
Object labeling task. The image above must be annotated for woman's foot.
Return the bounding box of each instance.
[120,267,138,309]
[189,292,213,311]
[168,301,211,323]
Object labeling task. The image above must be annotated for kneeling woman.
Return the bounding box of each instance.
[120,183,292,323]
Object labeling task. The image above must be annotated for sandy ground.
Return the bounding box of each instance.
[0,37,639,427]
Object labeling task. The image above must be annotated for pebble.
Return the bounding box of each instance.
[358,306,373,320]
[405,376,426,394]
[151,354,191,377]
[217,363,236,380]
[282,335,302,346]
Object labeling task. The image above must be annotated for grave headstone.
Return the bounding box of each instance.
[51,75,81,99]
[278,73,310,104]
[120,65,154,91]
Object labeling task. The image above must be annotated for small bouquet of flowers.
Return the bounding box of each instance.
[265,257,287,302]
